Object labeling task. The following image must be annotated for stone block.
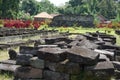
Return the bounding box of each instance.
[15,67,43,79]
[20,46,39,56]
[30,57,44,69]
[66,46,99,65]
[16,54,33,66]
[45,59,81,74]
[43,70,69,80]
[37,48,67,62]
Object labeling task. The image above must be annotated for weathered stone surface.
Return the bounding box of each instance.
[15,67,43,79]
[86,61,115,80]
[0,60,16,65]
[37,48,67,62]
[66,46,99,65]
[99,54,110,62]
[45,59,81,74]
[94,49,115,60]
[0,63,20,72]
[19,46,38,56]
[112,61,120,71]
[86,61,114,74]
[37,45,58,48]
[45,36,68,44]
[43,70,69,80]
[77,40,99,49]
[16,54,33,66]
[30,57,44,69]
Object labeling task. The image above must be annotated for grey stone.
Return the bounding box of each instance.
[99,54,110,62]
[66,46,99,65]
[16,54,33,66]
[77,40,99,49]
[43,70,69,80]
[0,63,20,72]
[30,57,44,69]
[37,48,67,62]
[86,61,114,75]
[0,60,16,65]
[45,59,81,74]
[94,49,115,60]
[112,61,120,71]
[19,46,38,56]
[15,67,43,79]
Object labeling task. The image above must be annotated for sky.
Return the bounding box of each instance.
[36,0,69,6]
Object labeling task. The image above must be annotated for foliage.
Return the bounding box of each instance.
[21,0,39,15]
[58,0,118,19]
[3,19,44,29]
[0,0,20,19]
[38,0,58,14]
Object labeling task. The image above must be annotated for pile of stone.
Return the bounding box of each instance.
[0,32,120,80]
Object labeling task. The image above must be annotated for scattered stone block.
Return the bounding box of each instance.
[43,70,69,80]
[16,54,33,66]
[45,59,81,74]
[0,63,20,72]
[112,61,120,71]
[99,54,110,62]
[15,67,43,79]
[94,49,115,60]
[20,46,38,56]
[86,61,114,75]
[37,48,67,62]
[0,60,16,65]
[30,57,44,69]
[66,46,99,65]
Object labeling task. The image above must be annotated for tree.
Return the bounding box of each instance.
[21,0,39,15]
[1,0,20,18]
[38,0,58,14]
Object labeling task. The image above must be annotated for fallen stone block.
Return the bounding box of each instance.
[37,48,67,62]
[19,46,39,56]
[112,61,120,71]
[66,46,99,65]
[43,70,69,80]
[86,61,114,75]
[0,60,16,65]
[94,49,115,60]
[15,67,43,79]
[99,54,110,62]
[16,54,33,66]
[30,57,44,69]
[0,63,20,72]
[45,59,81,74]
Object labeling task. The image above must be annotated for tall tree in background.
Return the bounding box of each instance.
[1,0,20,18]
[38,0,58,14]
[97,0,117,19]
[21,0,39,15]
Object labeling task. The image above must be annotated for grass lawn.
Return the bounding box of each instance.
[0,27,120,80]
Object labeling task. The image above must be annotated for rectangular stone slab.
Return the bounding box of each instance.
[37,48,67,62]
[43,70,69,80]
[66,46,99,65]
[45,59,81,75]
[0,63,20,72]
[15,67,43,79]
[0,60,16,65]
[30,57,44,69]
